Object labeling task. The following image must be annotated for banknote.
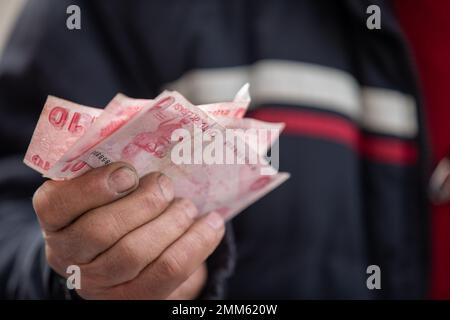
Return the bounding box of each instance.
[197,83,250,119]
[25,85,252,176]
[23,96,102,174]
[24,85,289,220]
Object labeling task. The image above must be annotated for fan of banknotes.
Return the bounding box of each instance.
[24,84,290,220]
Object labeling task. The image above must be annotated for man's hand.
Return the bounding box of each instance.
[32,162,225,299]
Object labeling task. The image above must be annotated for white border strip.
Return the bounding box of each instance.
[166,60,418,138]
[361,87,417,137]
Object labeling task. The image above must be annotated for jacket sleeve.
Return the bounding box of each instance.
[0,0,72,299]
[0,157,68,299]
[0,0,235,299]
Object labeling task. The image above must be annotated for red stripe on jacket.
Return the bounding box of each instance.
[250,107,418,165]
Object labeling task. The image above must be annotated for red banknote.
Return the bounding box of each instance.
[24,85,289,220]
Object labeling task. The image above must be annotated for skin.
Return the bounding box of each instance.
[32,162,224,299]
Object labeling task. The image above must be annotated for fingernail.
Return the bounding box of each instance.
[109,166,138,193]
[158,173,174,200]
[206,212,224,229]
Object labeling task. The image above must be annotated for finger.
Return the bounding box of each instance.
[45,172,174,264]
[33,162,138,232]
[110,212,225,299]
[167,263,207,300]
[80,198,198,287]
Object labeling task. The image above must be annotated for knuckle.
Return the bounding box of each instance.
[33,180,74,231]
[87,213,119,247]
[33,181,59,226]
[93,237,142,283]
[116,237,143,271]
[71,208,125,262]
[157,251,188,280]
[79,261,107,286]
[108,208,128,235]
[79,259,114,289]
[78,263,111,291]
[175,198,198,218]
[32,182,49,214]
[170,199,197,232]
[58,228,111,266]
[139,187,169,213]
[82,226,116,258]
[189,228,215,251]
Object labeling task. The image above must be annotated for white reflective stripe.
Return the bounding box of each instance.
[166,60,361,119]
[166,60,418,138]
[250,61,361,119]
[167,65,249,105]
[361,87,418,138]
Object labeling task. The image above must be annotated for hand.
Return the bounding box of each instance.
[32,162,225,299]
